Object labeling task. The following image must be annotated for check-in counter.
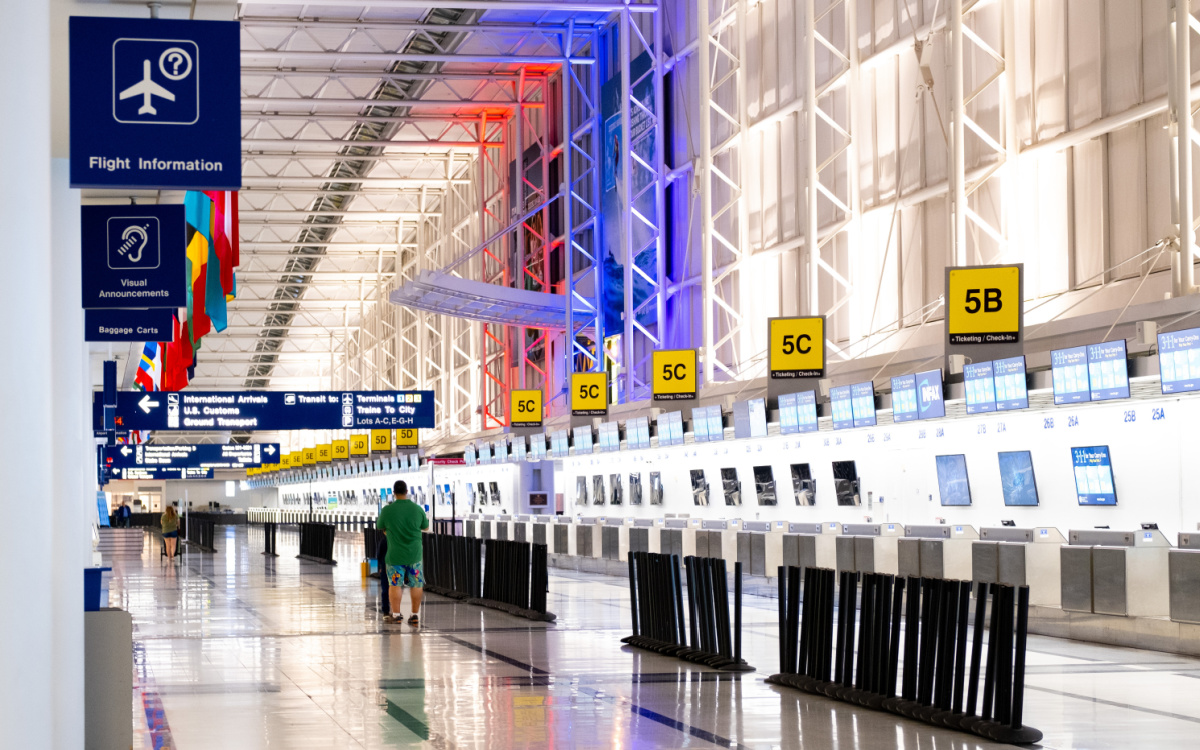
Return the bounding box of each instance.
[973,527,1065,607]
[576,517,602,558]
[1060,529,1172,617]
[494,516,514,541]
[552,518,572,555]
[1168,532,1200,625]
[530,516,551,547]
[660,518,692,559]
[737,521,786,576]
[512,516,533,544]
[696,519,740,563]
[838,523,904,574]
[600,517,631,562]
[629,518,660,555]
[781,522,840,570]
[900,524,978,580]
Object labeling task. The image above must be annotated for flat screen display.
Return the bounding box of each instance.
[748,398,767,438]
[1087,340,1130,401]
[832,460,860,506]
[890,374,919,422]
[655,412,680,447]
[489,481,500,505]
[935,454,972,506]
[464,444,476,466]
[1051,346,1090,404]
[992,356,1029,411]
[649,472,663,505]
[850,382,876,428]
[573,426,594,455]
[720,467,741,506]
[575,476,588,505]
[609,473,623,505]
[829,385,855,430]
[554,430,570,457]
[998,450,1039,506]
[598,422,619,452]
[592,475,605,505]
[779,390,819,434]
[634,416,653,449]
[628,473,642,505]
[753,465,777,506]
[479,442,491,464]
[706,405,725,440]
[690,469,709,506]
[964,361,997,414]
[1072,445,1117,505]
[691,406,710,442]
[514,437,527,461]
[790,464,815,506]
[1159,326,1200,393]
[530,434,546,460]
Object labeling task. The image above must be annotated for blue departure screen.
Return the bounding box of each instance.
[1158,326,1200,394]
[992,356,1029,411]
[1087,340,1130,401]
[830,385,854,430]
[964,361,997,414]
[1052,346,1090,404]
[998,451,1039,506]
[890,374,918,422]
[779,391,819,434]
[915,369,946,420]
[1072,445,1117,506]
[935,454,972,506]
[850,382,876,428]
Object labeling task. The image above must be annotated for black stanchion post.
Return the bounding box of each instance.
[734,561,742,663]
[981,583,1001,721]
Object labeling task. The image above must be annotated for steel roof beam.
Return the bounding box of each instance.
[242,51,588,65]
[237,0,653,12]
[241,175,469,186]
[242,98,532,110]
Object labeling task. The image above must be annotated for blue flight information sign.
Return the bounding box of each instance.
[1087,340,1130,401]
[81,205,186,309]
[105,443,279,469]
[964,361,997,414]
[109,466,213,480]
[992,356,1029,410]
[1072,445,1117,506]
[93,390,435,432]
[85,308,176,342]
[1052,346,1090,404]
[851,382,876,428]
[69,17,241,189]
[779,390,819,434]
[1158,326,1200,393]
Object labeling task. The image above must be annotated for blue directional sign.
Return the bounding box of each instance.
[82,204,186,309]
[109,466,213,480]
[69,17,241,189]
[85,308,176,342]
[93,390,436,432]
[105,443,280,470]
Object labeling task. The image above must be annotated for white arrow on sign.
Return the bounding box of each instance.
[138,395,160,414]
[120,446,133,456]
[264,445,276,455]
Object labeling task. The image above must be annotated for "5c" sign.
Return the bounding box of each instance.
[652,349,698,401]
[571,372,608,416]
[769,316,825,378]
[510,389,544,428]
[946,264,1022,344]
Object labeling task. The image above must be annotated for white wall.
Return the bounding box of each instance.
[563,388,1198,540]
[163,480,276,512]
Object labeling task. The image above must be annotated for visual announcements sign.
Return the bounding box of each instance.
[92,390,436,432]
[69,17,241,189]
[945,264,1023,345]
[81,205,187,309]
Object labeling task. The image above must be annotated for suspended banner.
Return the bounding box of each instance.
[109,466,213,480]
[92,390,436,432]
[85,308,176,342]
[104,443,278,469]
[81,205,187,309]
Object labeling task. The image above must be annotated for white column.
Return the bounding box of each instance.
[0,2,56,748]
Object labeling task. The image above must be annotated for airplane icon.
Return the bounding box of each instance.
[119,59,174,116]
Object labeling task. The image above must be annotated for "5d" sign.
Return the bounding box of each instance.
[946,265,1022,344]
[510,389,544,428]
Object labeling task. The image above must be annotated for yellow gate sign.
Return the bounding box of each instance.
[370,429,392,453]
[349,434,369,456]
[510,389,543,427]
[652,349,698,401]
[946,264,1022,344]
[571,372,608,416]
[316,444,332,463]
[768,316,825,378]
[301,447,316,465]
[332,440,349,460]
[395,428,419,447]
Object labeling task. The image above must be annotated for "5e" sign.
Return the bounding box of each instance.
[947,265,1022,344]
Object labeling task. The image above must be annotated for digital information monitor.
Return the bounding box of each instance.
[850,382,876,428]
[992,356,1029,411]
[829,385,854,430]
[1158,326,1200,394]
[779,391,819,434]
[1087,340,1130,401]
[1072,445,1117,506]
[1052,346,1090,404]
[964,361,997,414]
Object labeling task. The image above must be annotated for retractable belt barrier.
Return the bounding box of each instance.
[363,526,385,577]
[182,517,217,553]
[296,522,337,565]
[621,552,754,672]
[260,522,278,557]
[421,533,555,622]
[766,567,1041,745]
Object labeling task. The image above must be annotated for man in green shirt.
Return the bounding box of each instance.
[378,480,430,625]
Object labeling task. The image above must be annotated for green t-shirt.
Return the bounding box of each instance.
[378,497,429,567]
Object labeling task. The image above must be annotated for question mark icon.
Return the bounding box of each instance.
[158,47,192,81]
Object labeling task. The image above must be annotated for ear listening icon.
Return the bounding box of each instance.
[118,224,150,263]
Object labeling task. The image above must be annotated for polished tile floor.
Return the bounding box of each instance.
[108,525,1200,749]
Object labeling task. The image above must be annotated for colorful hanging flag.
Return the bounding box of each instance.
[185,191,212,347]
[134,342,162,392]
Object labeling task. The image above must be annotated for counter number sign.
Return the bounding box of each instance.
[301,447,316,466]
[370,429,392,453]
[947,265,1022,344]
[510,389,544,428]
[316,444,332,463]
[572,372,608,416]
[769,316,825,378]
[349,435,369,456]
[331,440,349,460]
[395,428,418,447]
[652,349,698,401]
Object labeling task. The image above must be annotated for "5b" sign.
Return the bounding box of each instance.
[571,372,608,416]
[510,389,543,428]
[652,349,698,400]
[947,265,1022,344]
